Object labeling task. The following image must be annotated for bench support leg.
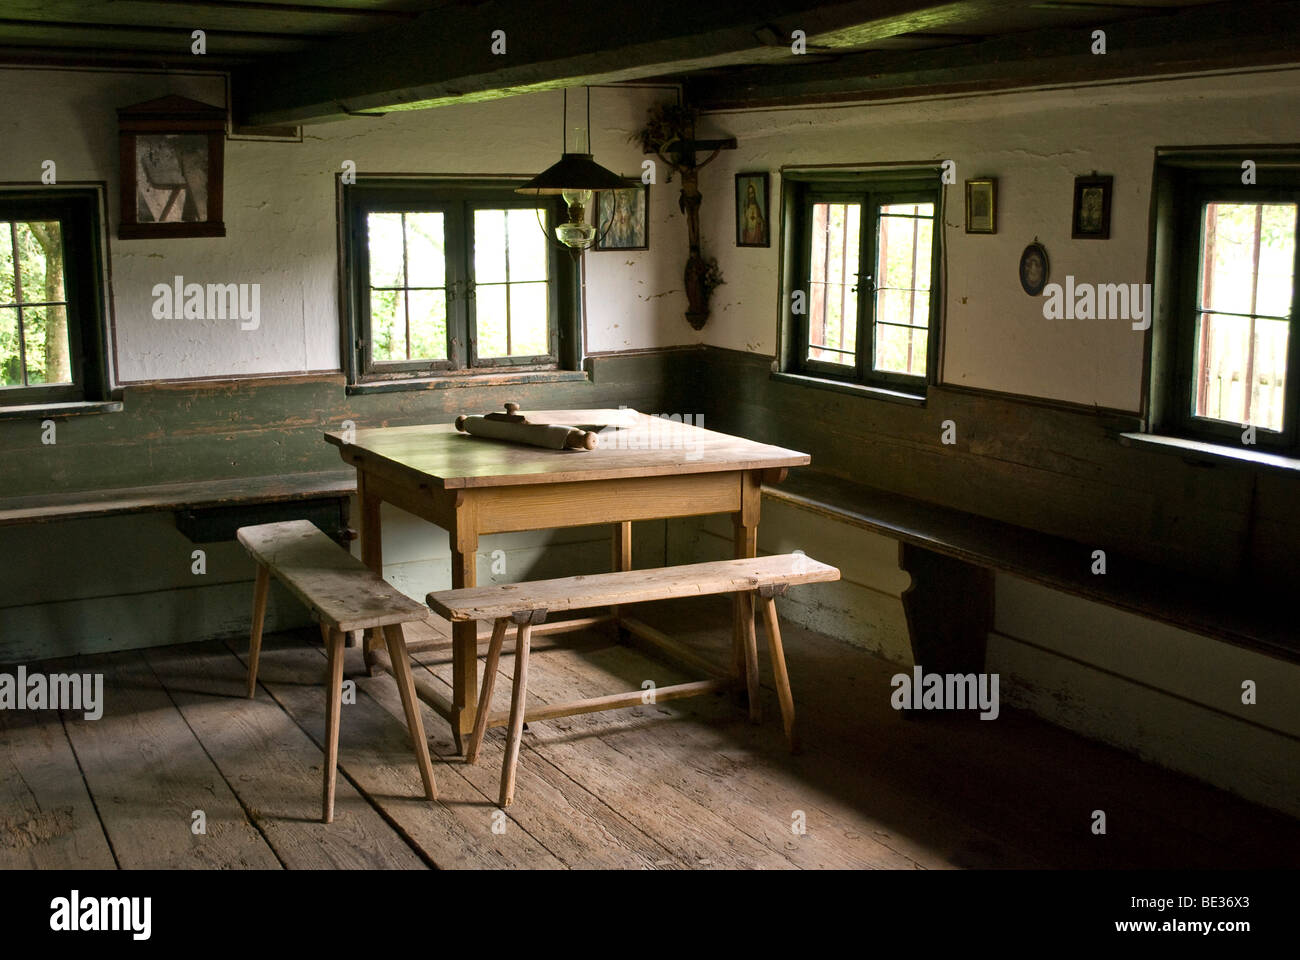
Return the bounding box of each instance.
[499,620,533,808]
[609,520,633,641]
[247,563,270,699]
[322,626,345,823]
[466,618,509,766]
[898,543,991,676]
[740,592,762,723]
[383,623,438,803]
[758,593,798,753]
[732,470,760,707]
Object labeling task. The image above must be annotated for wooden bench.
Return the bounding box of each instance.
[238,519,437,823]
[763,470,1299,668]
[427,553,840,807]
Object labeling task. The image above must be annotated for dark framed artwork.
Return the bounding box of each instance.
[735,172,770,247]
[1019,241,1050,295]
[1072,174,1112,239]
[965,178,996,234]
[593,183,649,251]
[117,95,226,239]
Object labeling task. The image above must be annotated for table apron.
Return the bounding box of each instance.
[357,469,745,534]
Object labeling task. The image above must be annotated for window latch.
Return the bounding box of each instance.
[852,273,875,294]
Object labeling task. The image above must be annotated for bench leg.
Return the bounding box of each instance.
[466,618,509,766]
[740,592,762,724]
[383,623,438,803]
[322,626,345,823]
[758,595,798,753]
[499,621,533,808]
[247,563,270,699]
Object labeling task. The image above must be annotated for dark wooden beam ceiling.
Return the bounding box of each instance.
[232,0,1043,125]
[683,0,1300,110]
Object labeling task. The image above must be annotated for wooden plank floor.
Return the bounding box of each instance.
[3,596,1298,869]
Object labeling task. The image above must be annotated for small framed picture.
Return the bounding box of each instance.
[965,178,996,234]
[594,184,649,251]
[117,95,226,239]
[1019,241,1050,296]
[1072,175,1112,239]
[735,172,770,247]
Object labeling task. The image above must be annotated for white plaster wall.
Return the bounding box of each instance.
[695,68,1300,411]
[0,69,692,381]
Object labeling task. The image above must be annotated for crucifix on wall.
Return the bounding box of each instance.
[634,104,736,330]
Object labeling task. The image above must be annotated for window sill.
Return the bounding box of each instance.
[0,400,123,421]
[1118,431,1300,475]
[769,370,926,406]
[346,369,589,396]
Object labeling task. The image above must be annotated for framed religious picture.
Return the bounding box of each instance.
[1019,240,1050,295]
[1072,174,1112,239]
[735,172,770,247]
[594,183,649,251]
[965,178,996,234]
[117,95,226,239]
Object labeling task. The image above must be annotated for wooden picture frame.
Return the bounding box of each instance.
[735,172,770,247]
[593,183,649,251]
[118,95,226,239]
[1072,174,1112,239]
[965,178,996,234]
[1019,241,1050,295]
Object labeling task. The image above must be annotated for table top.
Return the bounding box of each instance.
[324,408,810,489]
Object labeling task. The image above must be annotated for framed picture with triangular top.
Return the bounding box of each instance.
[118,95,226,239]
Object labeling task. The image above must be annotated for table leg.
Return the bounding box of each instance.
[449,498,479,754]
[732,471,760,702]
[610,520,632,640]
[357,471,383,677]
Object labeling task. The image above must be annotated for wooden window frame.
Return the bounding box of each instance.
[784,170,942,394]
[0,188,111,406]
[1153,158,1300,453]
[342,178,579,386]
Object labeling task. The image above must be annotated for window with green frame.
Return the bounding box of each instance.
[1153,156,1299,452]
[785,170,942,393]
[343,179,579,383]
[0,189,110,406]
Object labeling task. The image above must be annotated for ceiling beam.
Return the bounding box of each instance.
[684,0,1300,110]
[232,0,1036,125]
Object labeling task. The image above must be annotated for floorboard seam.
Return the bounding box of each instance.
[57,706,121,870]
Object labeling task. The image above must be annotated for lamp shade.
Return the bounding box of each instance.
[516,153,632,194]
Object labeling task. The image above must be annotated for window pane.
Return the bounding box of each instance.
[367,213,405,288]
[873,203,933,375]
[0,306,19,385]
[508,282,549,356]
[405,212,445,288]
[1199,202,1296,318]
[807,202,860,366]
[18,304,72,385]
[370,290,405,361]
[875,324,928,378]
[406,289,447,360]
[0,223,13,304]
[474,209,507,284]
[16,221,65,304]
[1193,312,1288,431]
[507,208,548,282]
[475,284,508,358]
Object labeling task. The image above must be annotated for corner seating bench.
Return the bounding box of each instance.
[763,470,1297,669]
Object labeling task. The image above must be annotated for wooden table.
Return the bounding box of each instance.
[324,408,809,751]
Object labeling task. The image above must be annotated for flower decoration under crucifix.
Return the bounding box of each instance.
[633,103,735,330]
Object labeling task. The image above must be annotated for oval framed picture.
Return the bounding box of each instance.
[1019,241,1049,295]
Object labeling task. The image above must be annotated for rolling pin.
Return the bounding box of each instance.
[455,402,598,450]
